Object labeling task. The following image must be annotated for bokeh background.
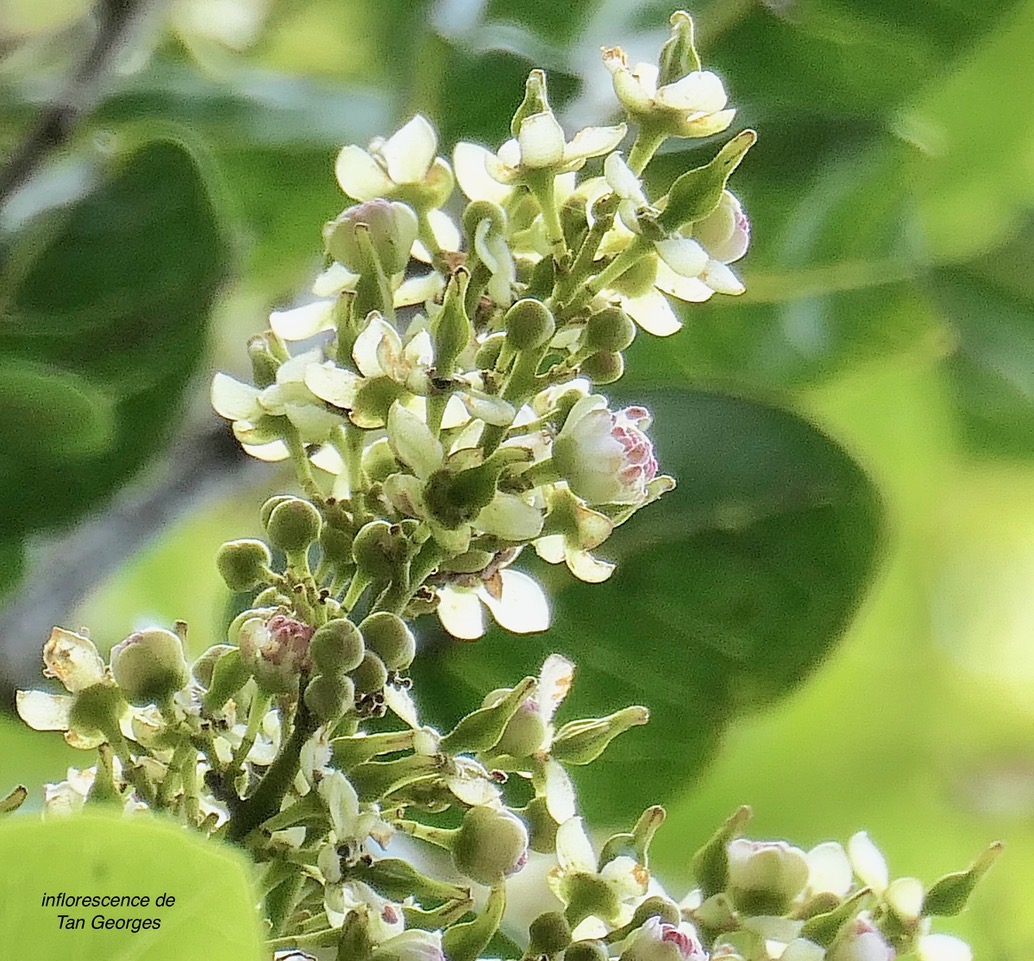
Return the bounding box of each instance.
[2,0,1034,957]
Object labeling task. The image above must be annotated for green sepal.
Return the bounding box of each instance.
[440,676,536,754]
[432,269,474,375]
[330,730,417,770]
[403,898,475,931]
[603,896,680,944]
[658,130,756,231]
[442,883,506,961]
[691,805,752,897]
[348,755,444,801]
[657,10,701,85]
[800,887,871,947]
[550,705,650,765]
[922,842,1004,917]
[599,805,665,869]
[348,857,471,903]
[202,646,253,712]
[511,70,552,137]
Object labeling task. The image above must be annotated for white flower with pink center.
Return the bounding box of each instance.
[623,916,709,961]
[552,396,659,505]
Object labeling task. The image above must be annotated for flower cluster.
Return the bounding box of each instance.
[11,11,995,961]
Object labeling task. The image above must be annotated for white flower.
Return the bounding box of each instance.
[552,397,658,505]
[916,934,972,961]
[533,486,617,584]
[603,47,735,139]
[827,915,893,961]
[335,114,453,210]
[688,190,750,296]
[727,839,811,913]
[42,627,105,693]
[437,564,549,641]
[369,929,446,961]
[623,916,709,961]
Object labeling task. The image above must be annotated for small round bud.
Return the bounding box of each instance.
[352,520,398,581]
[529,911,572,956]
[110,628,190,705]
[260,494,294,529]
[69,682,126,739]
[463,200,507,240]
[351,651,388,696]
[581,350,624,385]
[304,673,355,722]
[525,796,560,854]
[191,643,234,689]
[266,498,322,552]
[453,805,529,887]
[323,199,418,275]
[361,438,399,483]
[496,704,548,758]
[564,942,609,961]
[253,586,288,607]
[309,618,365,675]
[359,612,416,671]
[504,298,556,351]
[216,538,272,592]
[475,332,507,370]
[441,550,495,575]
[585,306,636,352]
[319,525,354,567]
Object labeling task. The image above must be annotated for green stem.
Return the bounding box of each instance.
[375,540,444,615]
[231,691,272,772]
[526,171,567,259]
[284,430,322,501]
[561,237,649,321]
[627,125,667,176]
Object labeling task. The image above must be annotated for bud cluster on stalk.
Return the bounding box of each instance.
[10,11,995,961]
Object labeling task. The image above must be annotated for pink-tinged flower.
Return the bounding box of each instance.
[828,915,894,961]
[238,614,315,693]
[552,396,658,505]
[623,916,709,961]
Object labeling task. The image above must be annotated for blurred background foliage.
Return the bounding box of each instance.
[1,0,1033,957]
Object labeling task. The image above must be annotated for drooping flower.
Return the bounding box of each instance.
[552,397,659,505]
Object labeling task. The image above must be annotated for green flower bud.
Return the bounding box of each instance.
[110,628,190,705]
[441,549,495,574]
[453,805,529,887]
[310,618,366,675]
[247,334,281,388]
[551,706,650,765]
[349,857,470,903]
[68,682,126,741]
[362,437,400,483]
[323,199,418,275]
[215,538,272,592]
[659,131,756,231]
[424,463,499,530]
[524,796,560,854]
[352,520,401,582]
[564,941,609,961]
[726,839,810,915]
[351,651,388,696]
[475,332,507,370]
[201,646,252,712]
[585,306,636,352]
[657,10,701,86]
[265,498,322,553]
[440,676,536,755]
[489,693,548,759]
[432,269,474,374]
[691,806,752,898]
[253,586,288,607]
[462,200,507,242]
[259,494,294,529]
[581,350,624,385]
[511,69,552,137]
[922,842,1003,917]
[304,673,355,722]
[504,298,556,351]
[359,612,416,671]
[564,873,622,926]
[529,911,572,956]
[319,524,354,568]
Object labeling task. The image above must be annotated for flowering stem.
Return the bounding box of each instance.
[561,237,649,320]
[376,539,444,615]
[230,691,272,772]
[284,430,322,501]
[627,125,667,175]
[331,423,366,498]
[555,198,618,306]
[526,171,568,259]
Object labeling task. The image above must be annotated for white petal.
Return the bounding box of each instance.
[533,534,566,564]
[604,151,646,204]
[395,272,445,308]
[701,259,746,295]
[454,141,512,203]
[312,262,359,297]
[211,373,261,421]
[459,390,515,427]
[311,443,344,474]
[848,831,889,894]
[403,328,435,369]
[632,62,660,98]
[887,877,923,921]
[353,314,400,378]
[305,362,361,408]
[476,492,543,540]
[427,207,461,252]
[284,401,341,443]
[654,261,714,303]
[16,690,73,731]
[564,124,627,163]
[240,439,290,462]
[618,288,683,336]
[478,569,550,634]
[806,841,852,897]
[543,758,577,823]
[43,628,106,693]
[682,108,737,138]
[388,402,444,478]
[781,939,826,961]
[918,935,972,961]
[381,114,437,184]
[556,817,597,874]
[383,685,421,728]
[566,547,615,583]
[600,854,649,899]
[436,586,486,640]
[335,145,394,200]
[656,71,728,113]
[655,238,708,278]
[537,653,575,722]
[518,112,566,168]
[269,300,336,341]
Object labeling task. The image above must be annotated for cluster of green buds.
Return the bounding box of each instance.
[11,11,997,961]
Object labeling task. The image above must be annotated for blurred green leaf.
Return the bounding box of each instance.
[0,812,263,959]
[0,138,228,534]
[412,389,881,821]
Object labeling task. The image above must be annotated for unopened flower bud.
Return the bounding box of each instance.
[440,676,536,755]
[201,646,252,711]
[239,613,314,694]
[265,497,322,553]
[524,796,560,854]
[564,942,610,961]
[310,618,366,675]
[581,350,624,385]
[359,612,416,671]
[922,842,1003,917]
[216,538,272,592]
[259,494,294,529]
[304,673,355,722]
[529,911,572,956]
[323,199,418,275]
[726,838,810,915]
[621,917,708,961]
[247,333,281,388]
[492,695,548,759]
[453,805,529,886]
[586,306,636,352]
[352,520,401,582]
[504,298,556,351]
[110,628,190,705]
[551,705,649,765]
[363,437,400,483]
[352,651,389,697]
[511,69,553,138]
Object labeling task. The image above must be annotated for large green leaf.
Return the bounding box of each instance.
[0,812,263,960]
[0,138,228,536]
[411,390,882,821]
